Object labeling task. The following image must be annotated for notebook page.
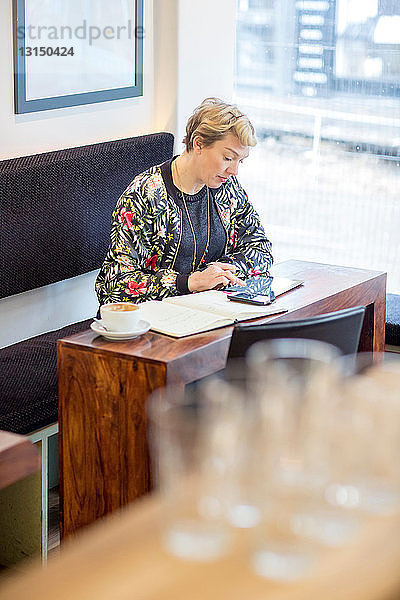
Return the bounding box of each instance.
[165,291,285,321]
[139,300,233,337]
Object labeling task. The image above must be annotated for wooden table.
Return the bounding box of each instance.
[0,430,40,491]
[58,260,386,538]
[1,493,400,600]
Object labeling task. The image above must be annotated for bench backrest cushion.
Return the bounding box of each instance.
[0,133,174,298]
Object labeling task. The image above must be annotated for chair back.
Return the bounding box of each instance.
[227,306,366,363]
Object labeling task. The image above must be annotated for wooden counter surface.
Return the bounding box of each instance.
[0,430,40,491]
[1,494,400,600]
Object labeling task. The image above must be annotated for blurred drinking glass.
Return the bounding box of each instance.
[326,353,400,516]
[246,339,360,580]
[147,381,242,561]
[215,360,263,529]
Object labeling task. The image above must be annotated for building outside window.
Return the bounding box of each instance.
[235,0,400,292]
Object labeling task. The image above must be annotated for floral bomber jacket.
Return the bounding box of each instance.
[95,165,273,305]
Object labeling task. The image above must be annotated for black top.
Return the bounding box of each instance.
[160,159,227,293]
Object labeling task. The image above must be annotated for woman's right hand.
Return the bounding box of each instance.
[188,262,246,293]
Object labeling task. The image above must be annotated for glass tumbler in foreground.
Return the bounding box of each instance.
[214,361,263,529]
[326,354,400,516]
[247,339,359,580]
[147,382,242,561]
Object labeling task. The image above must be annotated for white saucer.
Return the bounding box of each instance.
[90,319,151,341]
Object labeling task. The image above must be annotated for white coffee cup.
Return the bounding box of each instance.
[100,302,141,332]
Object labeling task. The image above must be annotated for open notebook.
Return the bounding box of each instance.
[139,277,302,338]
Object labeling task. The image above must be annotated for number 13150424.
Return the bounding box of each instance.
[19,46,74,56]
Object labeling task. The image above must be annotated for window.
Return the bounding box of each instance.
[235,0,400,293]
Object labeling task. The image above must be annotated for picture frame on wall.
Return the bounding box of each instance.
[12,0,144,114]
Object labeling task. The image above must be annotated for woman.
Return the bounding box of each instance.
[95,97,273,305]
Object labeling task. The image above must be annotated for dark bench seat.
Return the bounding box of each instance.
[386,293,400,348]
[0,320,91,434]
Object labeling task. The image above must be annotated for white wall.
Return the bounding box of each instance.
[154,0,237,150]
[0,0,236,347]
[153,0,179,137]
[175,0,237,153]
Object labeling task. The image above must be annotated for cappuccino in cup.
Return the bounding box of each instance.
[100,302,141,332]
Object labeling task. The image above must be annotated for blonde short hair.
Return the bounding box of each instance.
[183,97,257,152]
